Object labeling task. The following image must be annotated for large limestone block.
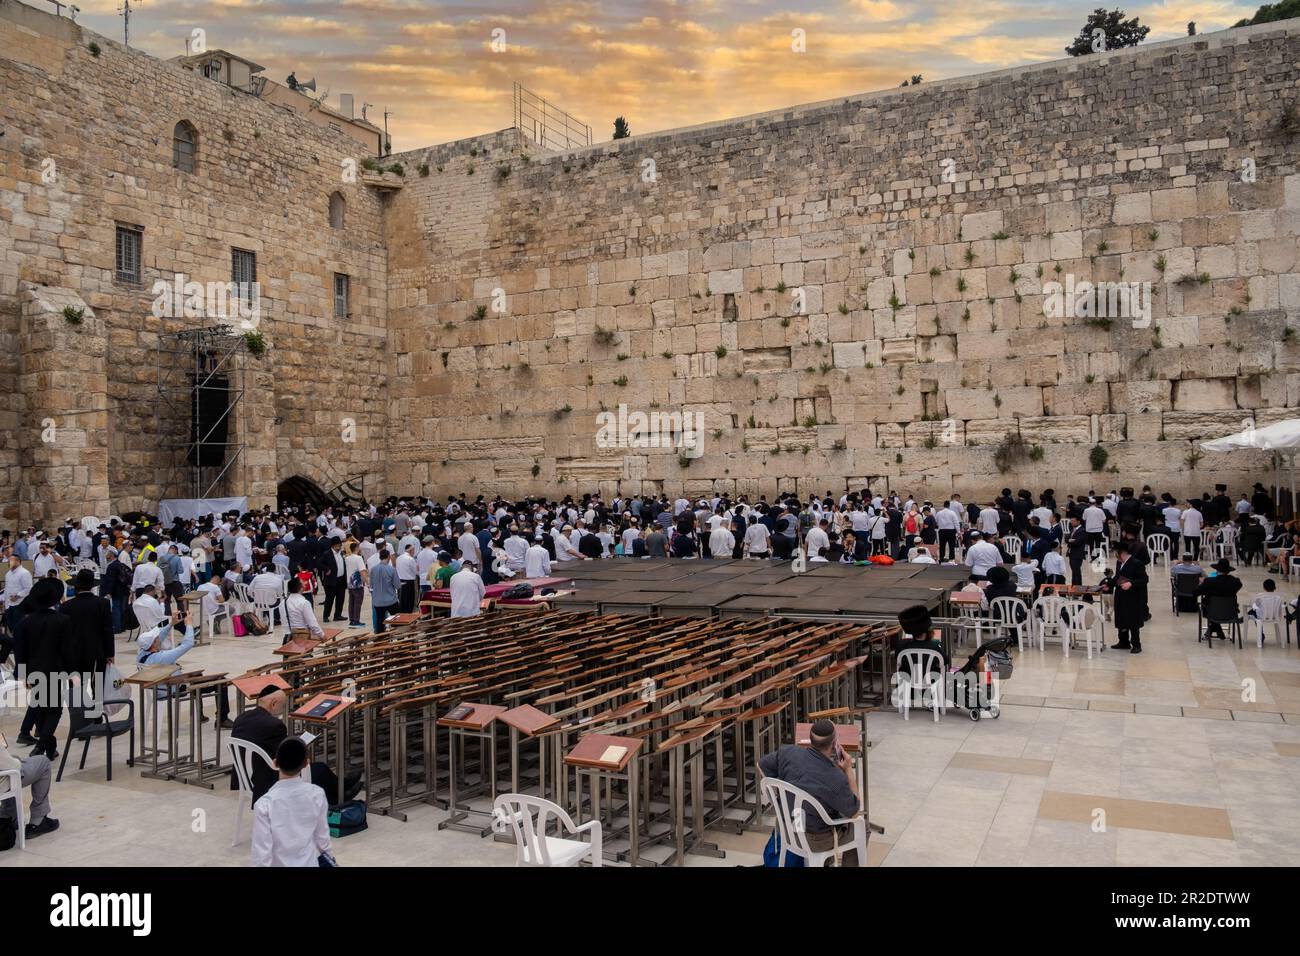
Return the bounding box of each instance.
[1172,378,1237,412]
[1161,411,1249,440]
[1019,415,1091,443]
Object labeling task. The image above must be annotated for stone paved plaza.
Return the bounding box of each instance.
[5,558,1299,868]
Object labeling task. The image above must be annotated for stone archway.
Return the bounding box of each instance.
[277,474,332,510]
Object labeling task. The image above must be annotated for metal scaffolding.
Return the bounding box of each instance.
[153,326,248,501]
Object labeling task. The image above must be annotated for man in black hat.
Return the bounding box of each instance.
[896,604,950,672]
[1251,483,1273,520]
[60,568,115,702]
[1196,558,1243,645]
[1110,540,1150,653]
[758,718,861,865]
[13,578,74,759]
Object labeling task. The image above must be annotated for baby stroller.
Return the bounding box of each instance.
[954,636,1014,721]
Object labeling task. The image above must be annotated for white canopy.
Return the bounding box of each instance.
[1200,418,1300,517]
[1200,419,1300,453]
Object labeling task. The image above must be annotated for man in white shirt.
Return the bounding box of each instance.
[4,553,33,626]
[525,537,553,578]
[621,519,641,555]
[709,521,736,561]
[934,504,960,561]
[132,585,167,633]
[32,541,61,579]
[131,553,165,595]
[909,548,936,564]
[396,544,419,614]
[964,531,1003,580]
[285,578,324,639]
[234,529,254,570]
[744,520,771,558]
[251,738,332,868]
[501,528,528,572]
[457,523,481,568]
[553,526,581,562]
[1180,502,1204,558]
[804,519,831,560]
[196,579,226,632]
[449,561,486,618]
[977,505,1000,536]
[416,537,438,586]
[1082,499,1107,554]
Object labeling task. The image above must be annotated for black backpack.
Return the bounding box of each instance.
[0,815,16,852]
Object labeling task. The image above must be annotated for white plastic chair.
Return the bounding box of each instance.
[759,776,867,867]
[227,737,273,846]
[1247,595,1288,648]
[231,582,254,614]
[204,598,231,640]
[250,585,286,634]
[1145,533,1170,571]
[1199,529,1216,560]
[0,767,25,850]
[895,647,945,721]
[491,794,602,867]
[1031,594,1067,652]
[989,595,1031,652]
[1062,599,1103,659]
[1002,536,1023,560]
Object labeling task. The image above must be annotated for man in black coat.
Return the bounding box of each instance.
[1110,540,1150,653]
[229,687,357,805]
[60,569,114,700]
[14,578,75,758]
[1196,558,1243,646]
[1066,521,1088,586]
[315,537,347,623]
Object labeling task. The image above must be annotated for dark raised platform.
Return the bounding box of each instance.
[549,558,969,620]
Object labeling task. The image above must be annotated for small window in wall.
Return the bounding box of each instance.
[173,120,197,173]
[329,192,346,229]
[334,273,350,318]
[232,248,257,306]
[115,224,143,284]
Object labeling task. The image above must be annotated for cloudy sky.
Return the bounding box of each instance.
[69,0,1256,151]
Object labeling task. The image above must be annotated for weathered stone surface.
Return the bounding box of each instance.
[3,6,1299,513]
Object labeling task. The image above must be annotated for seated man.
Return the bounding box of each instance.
[131,585,166,633]
[284,577,323,641]
[894,604,951,676]
[229,687,360,806]
[758,719,861,865]
[136,608,197,666]
[0,729,60,841]
[251,737,333,868]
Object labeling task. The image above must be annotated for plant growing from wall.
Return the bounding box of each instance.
[244,331,267,357]
[1089,443,1109,471]
[61,306,84,326]
[88,41,101,57]
[993,431,1028,474]
[418,163,430,176]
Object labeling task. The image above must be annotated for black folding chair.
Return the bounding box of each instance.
[1171,573,1200,616]
[57,698,135,782]
[1200,594,1243,649]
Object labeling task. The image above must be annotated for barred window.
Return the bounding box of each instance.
[232,248,256,305]
[115,224,142,284]
[173,120,197,173]
[334,273,350,318]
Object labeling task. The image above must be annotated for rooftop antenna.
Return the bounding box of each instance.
[383,107,392,156]
[117,0,137,48]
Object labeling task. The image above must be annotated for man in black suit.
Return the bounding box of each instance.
[316,536,347,623]
[14,578,74,759]
[229,687,359,805]
[1066,520,1088,586]
[60,569,114,704]
[285,528,310,574]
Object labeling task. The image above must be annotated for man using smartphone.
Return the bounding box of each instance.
[758,718,861,865]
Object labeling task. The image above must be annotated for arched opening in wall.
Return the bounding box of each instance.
[278,475,332,511]
[173,120,198,173]
[329,191,346,229]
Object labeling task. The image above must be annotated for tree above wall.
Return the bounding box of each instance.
[1065,8,1150,56]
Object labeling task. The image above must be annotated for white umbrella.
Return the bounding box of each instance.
[1201,419,1300,518]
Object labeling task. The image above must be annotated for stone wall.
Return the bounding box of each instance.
[0,0,389,522]
[385,21,1300,503]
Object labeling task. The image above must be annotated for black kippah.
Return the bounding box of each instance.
[810,718,836,738]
